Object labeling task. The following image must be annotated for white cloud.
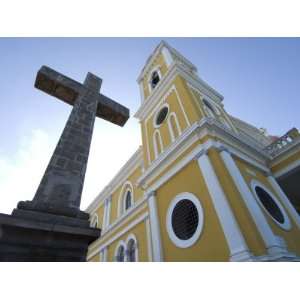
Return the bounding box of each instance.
[0,121,141,215]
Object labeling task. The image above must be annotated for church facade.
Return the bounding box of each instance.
[86,41,300,262]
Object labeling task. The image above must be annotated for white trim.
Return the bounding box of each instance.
[274,158,300,178]
[147,192,163,261]
[267,175,300,229]
[144,120,151,164]
[167,112,181,142]
[166,192,204,248]
[173,85,191,127]
[250,180,292,231]
[125,233,139,262]
[118,181,134,217]
[145,218,153,261]
[161,46,173,67]
[153,129,164,159]
[139,81,145,102]
[196,151,253,261]
[87,212,149,260]
[219,148,289,255]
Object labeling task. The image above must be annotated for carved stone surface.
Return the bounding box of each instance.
[0,66,129,261]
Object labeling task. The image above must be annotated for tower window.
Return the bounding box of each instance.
[151,71,160,89]
[125,190,132,210]
[166,193,204,248]
[155,106,169,126]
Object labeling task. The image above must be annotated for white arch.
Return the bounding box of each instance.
[118,181,134,217]
[153,129,164,159]
[126,233,139,262]
[167,112,181,142]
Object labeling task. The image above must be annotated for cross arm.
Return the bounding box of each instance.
[96,94,129,127]
[34,66,85,106]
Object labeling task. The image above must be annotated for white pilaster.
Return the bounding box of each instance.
[267,175,300,229]
[219,147,288,256]
[139,81,145,102]
[196,150,253,261]
[161,46,173,67]
[102,196,112,231]
[147,191,163,261]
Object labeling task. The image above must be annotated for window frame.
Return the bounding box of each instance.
[166,192,204,248]
[251,180,291,231]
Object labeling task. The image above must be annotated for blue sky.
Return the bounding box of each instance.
[0,38,299,213]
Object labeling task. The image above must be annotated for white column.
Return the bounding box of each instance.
[219,146,286,256]
[196,149,253,261]
[100,247,108,262]
[147,191,163,262]
[267,175,300,229]
[102,196,112,232]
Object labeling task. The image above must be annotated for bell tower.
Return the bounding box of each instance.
[135,41,236,169]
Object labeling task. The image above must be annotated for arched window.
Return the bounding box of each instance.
[150,71,160,89]
[168,112,181,141]
[116,245,125,262]
[127,239,137,262]
[153,129,163,159]
[125,190,132,211]
[118,181,134,216]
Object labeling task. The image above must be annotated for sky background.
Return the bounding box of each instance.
[0,37,299,214]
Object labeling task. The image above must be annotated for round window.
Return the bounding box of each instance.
[155,106,169,126]
[172,200,199,240]
[255,186,284,224]
[166,193,204,248]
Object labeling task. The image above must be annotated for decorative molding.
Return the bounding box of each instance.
[274,158,300,178]
[145,218,153,262]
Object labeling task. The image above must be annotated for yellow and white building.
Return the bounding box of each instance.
[86,41,300,262]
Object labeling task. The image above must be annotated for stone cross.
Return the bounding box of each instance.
[18,66,129,218]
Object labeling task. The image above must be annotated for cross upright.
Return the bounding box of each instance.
[18,66,129,218]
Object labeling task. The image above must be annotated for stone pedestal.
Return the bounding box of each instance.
[0,207,100,262]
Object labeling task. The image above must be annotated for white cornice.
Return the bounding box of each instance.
[138,118,270,189]
[85,147,143,214]
[134,62,224,121]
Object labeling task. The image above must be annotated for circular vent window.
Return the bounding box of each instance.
[155,106,169,126]
[255,186,284,224]
[252,182,291,230]
[172,200,199,240]
[166,193,204,248]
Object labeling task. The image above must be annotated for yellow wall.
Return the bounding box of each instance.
[235,157,300,255]
[156,159,230,261]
